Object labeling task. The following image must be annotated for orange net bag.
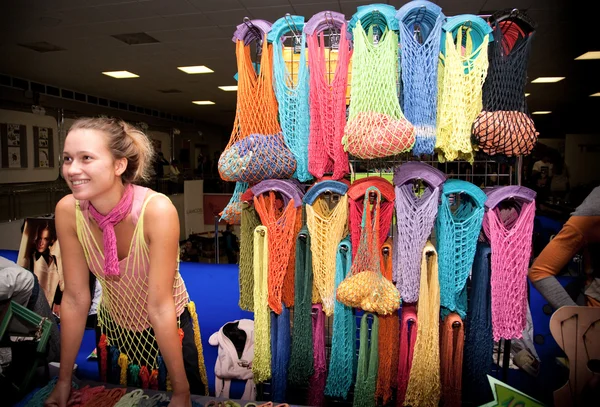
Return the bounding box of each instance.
[218,34,296,183]
[336,187,400,315]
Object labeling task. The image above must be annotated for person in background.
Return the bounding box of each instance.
[221,224,239,264]
[44,117,207,407]
[532,154,554,179]
[0,256,60,364]
[153,151,170,179]
[529,186,600,308]
[180,240,199,262]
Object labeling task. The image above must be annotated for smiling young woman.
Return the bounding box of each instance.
[44,117,208,407]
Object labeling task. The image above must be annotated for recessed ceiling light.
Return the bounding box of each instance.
[532,111,552,115]
[525,93,531,97]
[102,71,139,79]
[590,92,600,97]
[575,51,600,60]
[218,85,238,91]
[531,77,565,83]
[178,66,214,74]
[192,101,215,105]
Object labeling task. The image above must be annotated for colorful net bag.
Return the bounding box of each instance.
[252,225,271,383]
[343,5,415,159]
[472,10,538,156]
[396,1,445,156]
[220,181,249,224]
[440,313,465,407]
[306,12,352,180]
[348,176,395,258]
[483,186,536,340]
[269,15,312,182]
[436,15,492,163]
[404,242,441,407]
[219,20,296,183]
[354,313,379,407]
[393,162,445,303]
[325,237,356,399]
[304,180,349,316]
[435,179,487,318]
[336,187,401,315]
[252,180,304,314]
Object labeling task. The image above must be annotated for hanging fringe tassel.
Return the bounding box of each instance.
[396,305,418,406]
[118,353,128,386]
[127,363,140,387]
[187,301,210,395]
[98,333,108,382]
[150,368,159,390]
[440,313,464,407]
[139,365,150,389]
[309,304,327,406]
[109,346,120,385]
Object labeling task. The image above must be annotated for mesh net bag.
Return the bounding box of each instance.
[342,22,415,159]
[218,37,296,183]
[253,186,301,315]
[472,13,538,157]
[336,187,401,315]
[220,182,249,224]
[305,181,349,316]
[397,1,446,156]
[239,202,261,312]
[436,180,487,318]
[270,15,312,182]
[436,18,490,163]
[252,225,271,383]
[482,187,536,340]
[307,21,351,180]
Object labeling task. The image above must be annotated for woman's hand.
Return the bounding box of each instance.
[43,380,72,407]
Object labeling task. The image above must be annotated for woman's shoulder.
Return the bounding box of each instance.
[56,194,77,215]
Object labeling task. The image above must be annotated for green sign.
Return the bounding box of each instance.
[480,375,545,407]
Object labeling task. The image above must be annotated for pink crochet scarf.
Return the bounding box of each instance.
[89,183,134,276]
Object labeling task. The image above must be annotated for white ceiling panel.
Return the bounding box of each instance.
[162,13,216,30]
[204,9,254,26]
[245,6,293,22]
[292,3,342,17]
[188,0,244,13]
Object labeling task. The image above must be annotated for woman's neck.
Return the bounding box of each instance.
[90,182,127,216]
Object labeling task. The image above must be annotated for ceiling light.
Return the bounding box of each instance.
[178,66,214,74]
[531,77,565,83]
[590,92,600,97]
[102,71,139,79]
[218,85,238,91]
[575,51,600,60]
[532,111,552,115]
[525,93,531,97]
[192,101,215,105]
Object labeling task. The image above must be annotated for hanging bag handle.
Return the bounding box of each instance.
[484,185,536,209]
[348,3,399,33]
[252,180,305,208]
[305,10,350,37]
[393,162,446,189]
[303,181,348,205]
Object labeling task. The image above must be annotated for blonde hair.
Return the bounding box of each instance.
[68,117,155,184]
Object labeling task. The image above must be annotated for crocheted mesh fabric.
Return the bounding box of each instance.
[472,20,537,157]
[288,226,315,387]
[254,192,300,315]
[239,203,261,312]
[354,313,379,407]
[325,237,356,399]
[219,40,296,183]
[273,33,312,182]
[306,194,349,316]
[404,242,441,407]
[435,29,489,163]
[436,188,485,318]
[394,182,440,303]
[399,10,444,156]
[307,28,351,180]
[485,200,536,340]
[440,313,464,407]
[220,182,249,224]
[343,23,415,159]
[252,226,271,383]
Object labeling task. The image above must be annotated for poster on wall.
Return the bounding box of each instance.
[33,126,54,168]
[17,218,64,309]
[1,122,28,168]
